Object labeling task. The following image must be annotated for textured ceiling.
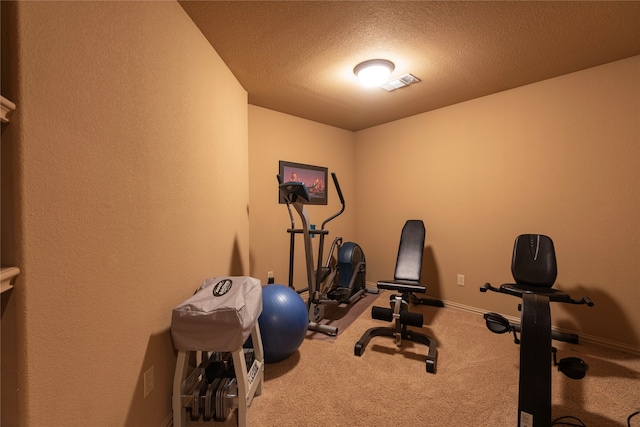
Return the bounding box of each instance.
[179,1,640,131]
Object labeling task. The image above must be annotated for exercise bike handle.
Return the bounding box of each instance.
[575,296,594,307]
[481,281,594,307]
[480,282,499,293]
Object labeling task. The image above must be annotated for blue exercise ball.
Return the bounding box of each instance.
[258,284,308,363]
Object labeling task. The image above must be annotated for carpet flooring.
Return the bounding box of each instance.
[186,290,640,427]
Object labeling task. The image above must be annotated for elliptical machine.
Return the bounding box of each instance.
[278,172,377,336]
[480,234,594,427]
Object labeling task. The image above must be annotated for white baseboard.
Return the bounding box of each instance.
[355,285,639,354]
[441,299,640,355]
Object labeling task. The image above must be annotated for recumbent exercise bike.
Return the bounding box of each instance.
[480,234,594,427]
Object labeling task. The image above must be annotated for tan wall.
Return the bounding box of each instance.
[2,2,249,426]
[2,3,637,425]
[247,58,639,350]
[248,106,356,291]
[354,56,640,349]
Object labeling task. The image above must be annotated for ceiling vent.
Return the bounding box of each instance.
[381,74,421,92]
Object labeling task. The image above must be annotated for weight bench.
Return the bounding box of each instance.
[354,220,441,373]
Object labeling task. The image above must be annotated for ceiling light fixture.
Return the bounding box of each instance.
[354,59,395,87]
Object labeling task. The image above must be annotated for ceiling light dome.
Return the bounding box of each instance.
[354,59,395,87]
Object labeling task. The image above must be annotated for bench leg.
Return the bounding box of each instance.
[172,350,189,427]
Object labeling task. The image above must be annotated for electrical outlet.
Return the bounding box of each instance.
[457,274,465,286]
[144,366,155,398]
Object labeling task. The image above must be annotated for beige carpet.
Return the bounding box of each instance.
[187,290,640,427]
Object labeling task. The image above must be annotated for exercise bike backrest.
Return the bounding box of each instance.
[511,234,557,288]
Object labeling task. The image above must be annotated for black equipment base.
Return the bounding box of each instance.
[354,325,437,373]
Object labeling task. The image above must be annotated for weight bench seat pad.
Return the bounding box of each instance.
[171,276,262,352]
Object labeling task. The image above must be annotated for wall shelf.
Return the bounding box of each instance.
[1,96,18,289]
[1,267,20,293]
[1,96,16,123]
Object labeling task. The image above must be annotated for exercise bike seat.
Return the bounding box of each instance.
[499,283,593,305]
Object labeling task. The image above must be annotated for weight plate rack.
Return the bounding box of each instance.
[182,349,257,422]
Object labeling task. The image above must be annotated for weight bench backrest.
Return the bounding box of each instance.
[511,234,557,288]
[394,220,426,283]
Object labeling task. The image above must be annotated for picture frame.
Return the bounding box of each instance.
[278,161,328,205]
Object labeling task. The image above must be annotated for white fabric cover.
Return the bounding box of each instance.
[171,276,262,351]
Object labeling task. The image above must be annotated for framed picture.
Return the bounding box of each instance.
[278,161,328,205]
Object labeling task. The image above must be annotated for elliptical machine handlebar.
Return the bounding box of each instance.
[332,172,345,205]
[321,172,345,230]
